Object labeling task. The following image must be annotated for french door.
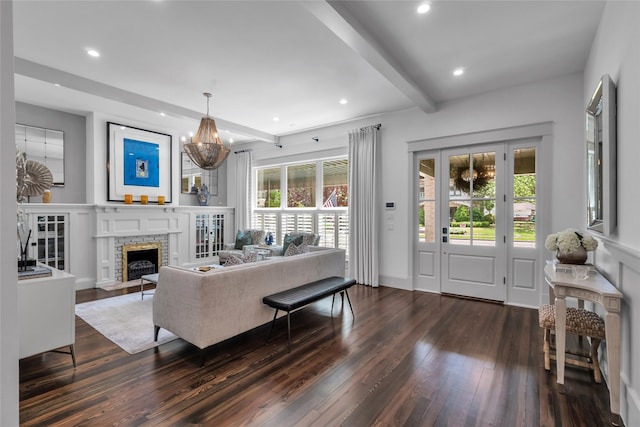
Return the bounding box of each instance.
[415,139,540,303]
[441,145,506,301]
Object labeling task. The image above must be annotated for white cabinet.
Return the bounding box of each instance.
[18,267,76,366]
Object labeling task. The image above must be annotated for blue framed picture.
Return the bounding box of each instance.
[123,138,160,187]
[107,123,172,203]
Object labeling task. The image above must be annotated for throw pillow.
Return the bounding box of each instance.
[224,255,244,266]
[282,234,304,255]
[234,230,253,250]
[284,242,308,257]
[247,229,265,245]
[242,251,258,263]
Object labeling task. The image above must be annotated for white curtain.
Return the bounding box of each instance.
[234,151,252,231]
[348,126,380,287]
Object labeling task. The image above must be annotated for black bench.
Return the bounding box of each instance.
[262,276,356,351]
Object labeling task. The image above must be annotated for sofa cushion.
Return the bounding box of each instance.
[242,251,258,263]
[234,230,253,250]
[282,234,304,255]
[224,255,244,266]
[284,242,308,257]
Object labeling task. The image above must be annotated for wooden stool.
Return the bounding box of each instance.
[538,304,606,383]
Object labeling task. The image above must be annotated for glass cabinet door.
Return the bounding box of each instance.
[194,213,225,261]
[35,214,68,271]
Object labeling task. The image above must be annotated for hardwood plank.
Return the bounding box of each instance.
[19,285,621,426]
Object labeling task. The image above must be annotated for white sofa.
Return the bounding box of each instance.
[152,247,346,351]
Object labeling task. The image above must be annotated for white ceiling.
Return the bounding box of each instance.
[12,0,605,144]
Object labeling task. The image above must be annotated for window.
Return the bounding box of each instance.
[322,159,348,207]
[287,163,316,207]
[418,158,436,243]
[513,147,536,248]
[252,157,349,253]
[256,167,281,208]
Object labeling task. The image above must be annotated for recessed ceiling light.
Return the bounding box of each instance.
[229,138,234,143]
[181,136,187,142]
[273,117,280,122]
[417,4,430,14]
[339,99,348,105]
[86,49,100,57]
[160,112,166,116]
[53,83,61,87]
[453,68,464,76]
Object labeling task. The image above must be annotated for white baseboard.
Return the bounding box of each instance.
[379,275,412,291]
[75,277,96,290]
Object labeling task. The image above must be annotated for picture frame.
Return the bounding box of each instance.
[107,122,172,203]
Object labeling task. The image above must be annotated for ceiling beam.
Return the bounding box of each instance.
[14,57,276,143]
[303,1,437,114]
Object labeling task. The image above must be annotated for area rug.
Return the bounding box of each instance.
[75,293,178,354]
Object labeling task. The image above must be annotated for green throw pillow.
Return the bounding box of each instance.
[234,230,253,250]
[282,234,304,255]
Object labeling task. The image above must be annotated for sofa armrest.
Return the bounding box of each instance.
[224,242,236,250]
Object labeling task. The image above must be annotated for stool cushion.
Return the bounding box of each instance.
[538,304,606,339]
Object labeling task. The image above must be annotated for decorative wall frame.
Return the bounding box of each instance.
[107,122,172,203]
[586,74,616,236]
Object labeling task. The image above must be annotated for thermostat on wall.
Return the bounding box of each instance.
[385,202,395,210]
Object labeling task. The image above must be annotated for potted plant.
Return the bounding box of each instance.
[545,228,598,264]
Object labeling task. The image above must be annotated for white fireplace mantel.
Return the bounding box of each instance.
[20,203,235,289]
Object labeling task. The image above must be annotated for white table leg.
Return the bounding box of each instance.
[605,311,621,416]
[555,296,567,386]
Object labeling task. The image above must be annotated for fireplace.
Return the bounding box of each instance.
[122,242,161,282]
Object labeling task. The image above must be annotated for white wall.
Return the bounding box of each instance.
[584,2,640,425]
[0,1,20,424]
[232,72,585,296]
[86,112,227,206]
[16,102,86,203]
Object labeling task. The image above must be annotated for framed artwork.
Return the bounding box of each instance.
[107,122,172,203]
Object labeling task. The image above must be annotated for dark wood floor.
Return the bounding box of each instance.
[19,285,617,426]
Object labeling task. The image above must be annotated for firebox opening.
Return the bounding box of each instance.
[122,242,161,282]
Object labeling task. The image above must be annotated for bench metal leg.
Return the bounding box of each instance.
[266,309,279,344]
[287,311,291,353]
[344,289,355,319]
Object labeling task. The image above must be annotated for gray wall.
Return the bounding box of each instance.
[16,102,86,203]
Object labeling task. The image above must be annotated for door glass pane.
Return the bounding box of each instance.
[418,158,436,243]
[450,201,471,245]
[472,152,496,199]
[513,147,536,248]
[450,154,470,195]
[256,167,281,208]
[472,200,495,247]
[287,163,316,208]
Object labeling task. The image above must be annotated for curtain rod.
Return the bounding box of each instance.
[233,149,253,154]
[360,123,381,131]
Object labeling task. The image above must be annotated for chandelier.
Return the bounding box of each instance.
[183,93,230,170]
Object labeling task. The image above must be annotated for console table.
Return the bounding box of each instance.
[544,264,623,418]
[18,265,76,367]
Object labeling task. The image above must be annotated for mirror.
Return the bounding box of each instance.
[586,74,616,236]
[15,124,64,186]
[181,152,218,195]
